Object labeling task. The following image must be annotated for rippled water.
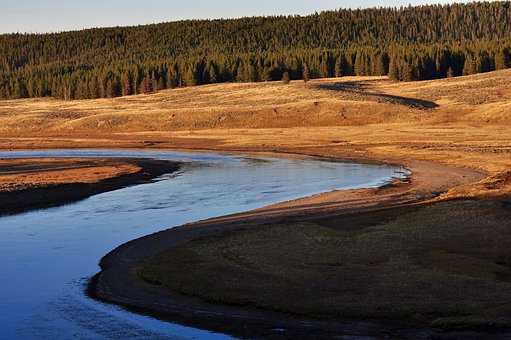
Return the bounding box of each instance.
[0,150,407,339]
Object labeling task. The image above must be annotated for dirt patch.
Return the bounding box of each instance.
[0,158,180,216]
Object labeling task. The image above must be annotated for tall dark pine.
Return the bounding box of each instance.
[388,57,399,81]
[303,63,310,83]
[139,75,153,94]
[282,72,290,84]
[122,74,132,96]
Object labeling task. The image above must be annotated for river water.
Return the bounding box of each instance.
[0,149,407,339]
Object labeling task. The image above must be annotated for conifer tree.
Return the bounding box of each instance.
[400,61,413,82]
[282,71,290,84]
[335,55,346,77]
[447,67,454,78]
[303,63,310,83]
[388,57,399,81]
[122,73,131,96]
[463,56,476,75]
[139,75,153,94]
[495,50,508,70]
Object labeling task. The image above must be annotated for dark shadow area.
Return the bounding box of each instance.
[318,81,439,109]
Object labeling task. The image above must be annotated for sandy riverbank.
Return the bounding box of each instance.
[0,158,180,215]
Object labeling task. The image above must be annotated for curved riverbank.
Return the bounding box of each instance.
[0,158,180,216]
[90,153,495,339]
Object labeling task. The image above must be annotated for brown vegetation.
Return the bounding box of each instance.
[141,199,511,332]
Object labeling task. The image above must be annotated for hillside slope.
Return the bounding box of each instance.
[1,70,511,137]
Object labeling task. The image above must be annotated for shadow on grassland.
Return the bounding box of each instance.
[318,81,439,109]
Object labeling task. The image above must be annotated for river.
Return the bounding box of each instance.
[0,149,408,339]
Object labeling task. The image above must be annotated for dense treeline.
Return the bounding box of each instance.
[1,1,511,100]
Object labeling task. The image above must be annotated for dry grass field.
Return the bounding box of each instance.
[1,69,510,136]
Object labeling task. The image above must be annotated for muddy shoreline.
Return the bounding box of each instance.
[88,150,492,339]
[0,158,181,216]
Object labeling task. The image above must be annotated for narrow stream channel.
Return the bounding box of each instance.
[0,150,408,339]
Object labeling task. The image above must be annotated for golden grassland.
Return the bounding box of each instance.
[1,69,510,198]
[1,69,510,134]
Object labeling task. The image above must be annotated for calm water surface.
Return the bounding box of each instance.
[0,149,408,339]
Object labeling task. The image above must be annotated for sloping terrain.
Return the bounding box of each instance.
[1,70,510,137]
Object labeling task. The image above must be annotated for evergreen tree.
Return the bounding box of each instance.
[335,55,347,77]
[388,57,399,81]
[354,51,365,76]
[282,71,290,84]
[495,49,508,70]
[400,61,413,82]
[303,63,310,83]
[447,67,454,78]
[139,75,153,94]
[373,53,389,76]
[463,55,476,75]
[122,73,131,96]
[184,64,198,86]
